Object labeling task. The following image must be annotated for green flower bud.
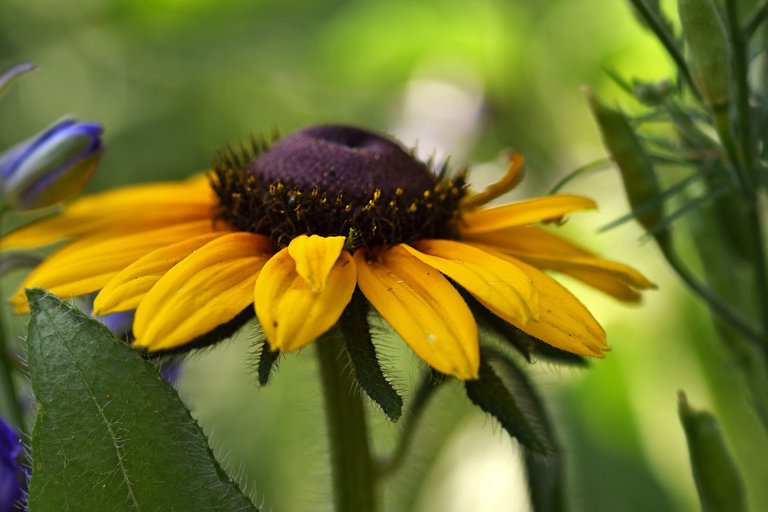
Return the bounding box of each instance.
[678,0,731,109]
[678,392,746,512]
[0,119,103,211]
[584,88,666,239]
[0,62,35,99]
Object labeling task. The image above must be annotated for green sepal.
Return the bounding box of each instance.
[465,348,552,455]
[256,337,280,386]
[25,289,259,512]
[678,392,746,512]
[339,290,403,421]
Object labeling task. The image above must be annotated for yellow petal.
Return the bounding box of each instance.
[403,239,539,325]
[478,247,608,357]
[94,231,230,314]
[11,220,220,313]
[355,246,479,380]
[132,232,274,351]
[463,226,654,301]
[460,195,597,235]
[255,247,356,352]
[287,234,346,292]
[1,177,213,251]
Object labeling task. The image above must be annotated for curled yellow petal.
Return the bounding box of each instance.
[479,247,608,357]
[255,246,356,352]
[462,152,525,209]
[94,231,229,314]
[404,239,539,325]
[460,195,597,235]
[133,232,273,351]
[287,234,346,292]
[11,220,219,313]
[355,245,479,380]
[1,177,213,251]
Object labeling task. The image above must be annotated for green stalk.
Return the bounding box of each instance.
[316,329,377,512]
[0,207,25,429]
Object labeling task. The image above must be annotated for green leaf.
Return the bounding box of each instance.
[465,349,551,454]
[476,348,565,512]
[25,289,259,512]
[339,290,402,421]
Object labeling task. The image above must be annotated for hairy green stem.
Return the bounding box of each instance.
[316,330,377,512]
[0,208,24,429]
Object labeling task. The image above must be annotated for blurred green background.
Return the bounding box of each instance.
[1,0,766,510]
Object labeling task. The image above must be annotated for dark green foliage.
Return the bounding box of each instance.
[25,290,258,512]
[256,337,281,386]
[465,349,551,455]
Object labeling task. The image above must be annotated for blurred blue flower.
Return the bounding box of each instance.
[0,417,24,512]
[0,119,103,211]
[159,359,183,388]
[0,63,35,99]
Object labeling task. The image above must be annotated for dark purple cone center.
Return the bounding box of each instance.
[246,124,436,202]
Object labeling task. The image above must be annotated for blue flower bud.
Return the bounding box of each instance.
[0,62,36,99]
[0,119,103,211]
[0,417,25,512]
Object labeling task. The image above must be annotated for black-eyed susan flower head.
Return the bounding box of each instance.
[2,124,655,391]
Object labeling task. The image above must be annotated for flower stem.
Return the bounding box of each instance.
[0,208,24,429]
[316,329,377,512]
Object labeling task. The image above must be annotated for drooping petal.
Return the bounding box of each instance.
[11,220,220,313]
[463,226,654,301]
[403,239,539,325]
[254,245,356,352]
[133,232,273,351]
[475,246,608,357]
[0,176,213,250]
[287,234,346,292]
[460,195,596,235]
[94,231,230,314]
[355,246,479,380]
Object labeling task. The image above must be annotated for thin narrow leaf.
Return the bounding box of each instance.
[627,0,695,92]
[598,169,710,233]
[548,158,612,195]
[25,290,258,512]
[339,290,402,421]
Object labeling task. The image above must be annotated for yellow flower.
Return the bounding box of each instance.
[1,125,654,380]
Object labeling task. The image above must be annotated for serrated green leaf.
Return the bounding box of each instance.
[25,289,259,512]
[339,291,402,421]
[465,350,548,454]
